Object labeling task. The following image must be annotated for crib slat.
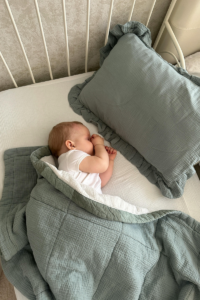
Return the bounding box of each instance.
[0,51,18,88]
[146,0,157,27]
[165,21,185,69]
[105,0,114,46]
[5,0,35,84]
[34,0,53,80]
[128,0,137,22]
[153,0,177,50]
[85,0,90,73]
[62,0,71,76]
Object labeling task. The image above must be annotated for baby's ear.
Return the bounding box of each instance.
[65,140,75,150]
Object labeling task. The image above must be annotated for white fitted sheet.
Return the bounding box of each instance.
[185,51,200,77]
[0,72,200,300]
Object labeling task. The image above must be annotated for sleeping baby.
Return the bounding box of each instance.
[48,121,117,194]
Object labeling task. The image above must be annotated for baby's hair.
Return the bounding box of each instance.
[48,121,83,157]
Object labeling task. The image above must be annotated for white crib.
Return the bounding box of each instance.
[0,1,200,300]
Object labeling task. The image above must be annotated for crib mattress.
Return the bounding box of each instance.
[185,51,200,77]
[0,72,200,300]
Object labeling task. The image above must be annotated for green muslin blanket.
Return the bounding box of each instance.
[0,145,200,300]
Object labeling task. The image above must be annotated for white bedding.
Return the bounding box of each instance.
[185,51,200,77]
[0,71,200,300]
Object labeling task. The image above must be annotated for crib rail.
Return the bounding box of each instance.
[1,0,160,88]
[153,0,185,69]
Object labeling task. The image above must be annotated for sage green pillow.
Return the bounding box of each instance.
[68,21,200,199]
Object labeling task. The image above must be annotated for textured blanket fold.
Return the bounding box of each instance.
[0,145,200,300]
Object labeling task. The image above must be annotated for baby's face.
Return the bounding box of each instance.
[72,125,94,156]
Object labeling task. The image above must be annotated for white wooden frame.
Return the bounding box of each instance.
[1,0,185,89]
[153,0,186,69]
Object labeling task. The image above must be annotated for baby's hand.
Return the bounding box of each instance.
[90,134,104,146]
[105,146,117,161]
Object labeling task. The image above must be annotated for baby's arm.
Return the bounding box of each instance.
[99,160,114,188]
[79,135,109,173]
[99,146,117,188]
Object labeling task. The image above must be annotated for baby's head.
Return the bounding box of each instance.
[48,121,94,158]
